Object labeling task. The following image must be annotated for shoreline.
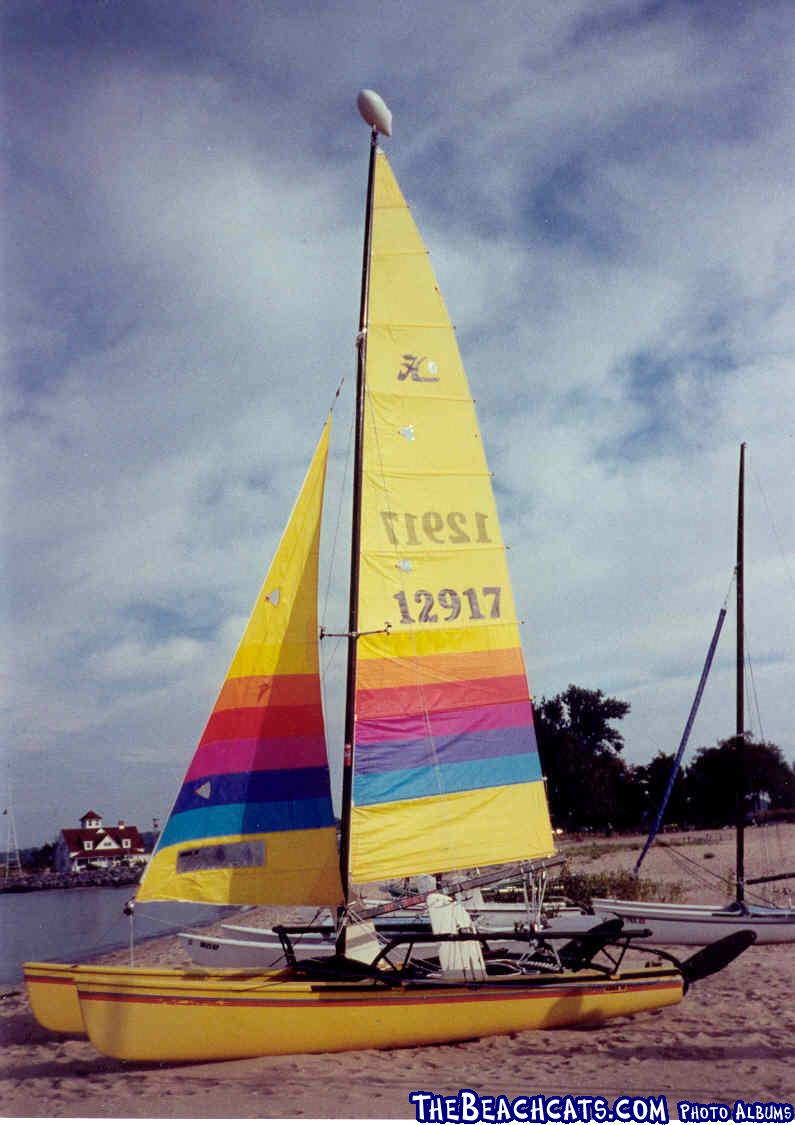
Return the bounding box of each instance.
[1,824,792,1118]
[0,870,142,896]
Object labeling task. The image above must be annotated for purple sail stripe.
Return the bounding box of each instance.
[354,699,533,746]
[353,723,540,777]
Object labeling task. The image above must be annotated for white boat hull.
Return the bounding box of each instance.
[592,898,795,945]
[180,908,608,970]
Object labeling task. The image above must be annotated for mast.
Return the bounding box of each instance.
[337,92,391,945]
[3,789,23,881]
[735,442,746,905]
[633,600,728,875]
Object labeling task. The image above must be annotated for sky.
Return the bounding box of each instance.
[3,0,794,850]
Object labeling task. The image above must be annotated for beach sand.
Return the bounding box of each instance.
[1,825,792,1119]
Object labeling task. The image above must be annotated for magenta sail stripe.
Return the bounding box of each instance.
[185,735,330,781]
[354,699,533,746]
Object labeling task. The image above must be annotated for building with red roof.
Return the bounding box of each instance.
[53,810,149,874]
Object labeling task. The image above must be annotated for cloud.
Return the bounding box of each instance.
[3,0,794,847]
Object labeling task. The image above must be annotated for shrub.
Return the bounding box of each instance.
[553,868,685,907]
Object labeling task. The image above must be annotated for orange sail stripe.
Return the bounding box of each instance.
[213,674,322,713]
[356,647,526,693]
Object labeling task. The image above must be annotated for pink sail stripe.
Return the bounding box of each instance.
[354,699,534,746]
[184,734,330,781]
[356,673,530,720]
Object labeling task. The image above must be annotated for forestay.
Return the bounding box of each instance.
[349,152,555,883]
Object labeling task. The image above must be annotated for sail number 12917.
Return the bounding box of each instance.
[380,510,492,546]
[392,586,501,625]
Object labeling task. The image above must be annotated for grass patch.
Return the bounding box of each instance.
[561,834,726,863]
[560,841,637,862]
[553,868,686,907]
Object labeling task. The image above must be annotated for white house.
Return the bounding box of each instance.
[54,810,149,874]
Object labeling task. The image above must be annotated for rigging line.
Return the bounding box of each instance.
[321,400,355,627]
[657,842,729,887]
[742,631,773,886]
[61,904,145,955]
[744,637,765,745]
[319,635,345,731]
[329,377,345,413]
[656,840,783,907]
[319,400,356,734]
[749,457,795,599]
[318,402,355,780]
[722,567,736,612]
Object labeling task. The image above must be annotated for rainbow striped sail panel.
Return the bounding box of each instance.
[138,420,343,907]
[349,152,554,884]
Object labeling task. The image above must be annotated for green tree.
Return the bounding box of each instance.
[32,842,55,871]
[685,736,795,827]
[535,686,635,831]
[632,750,691,829]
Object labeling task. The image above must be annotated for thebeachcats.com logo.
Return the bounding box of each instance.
[407,1089,795,1124]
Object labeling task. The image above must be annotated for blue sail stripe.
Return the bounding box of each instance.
[172,766,334,816]
[353,752,541,807]
[354,723,539,777]
[159,797,336,848]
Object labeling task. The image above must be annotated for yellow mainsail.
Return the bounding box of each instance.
[349,151,554,883]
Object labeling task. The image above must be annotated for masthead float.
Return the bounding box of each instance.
[356,88,393,135]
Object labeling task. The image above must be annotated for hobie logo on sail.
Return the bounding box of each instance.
[397,354,439,382]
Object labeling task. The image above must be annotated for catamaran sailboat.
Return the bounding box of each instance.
[24,91,753,1062]
[595,444,795,944]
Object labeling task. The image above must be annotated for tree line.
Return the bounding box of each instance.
[535,684,795,833]
[12,690,794,867]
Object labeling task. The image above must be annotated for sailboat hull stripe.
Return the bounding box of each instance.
[78,977,680,1010]
[185,735,330,780]
[354,744,541,805]
[355,699,533,744]
[158,797,336,847]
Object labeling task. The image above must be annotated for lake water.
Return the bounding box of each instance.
[0,886,232,984]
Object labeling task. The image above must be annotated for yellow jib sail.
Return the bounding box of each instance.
[138,419,343,906]
[349,151,554,884]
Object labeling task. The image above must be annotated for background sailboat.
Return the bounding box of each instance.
[595,444,795,944]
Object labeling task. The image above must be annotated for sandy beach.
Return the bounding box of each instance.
[1,825,792,1119]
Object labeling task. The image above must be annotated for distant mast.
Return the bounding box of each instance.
[3,789,23,880]
[735,442,746,905]
[336,90,393,942]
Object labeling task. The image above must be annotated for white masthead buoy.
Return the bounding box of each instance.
[357,89,392,136]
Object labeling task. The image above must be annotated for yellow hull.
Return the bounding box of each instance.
[23,962,84,1035]
[68,963,683,1062]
